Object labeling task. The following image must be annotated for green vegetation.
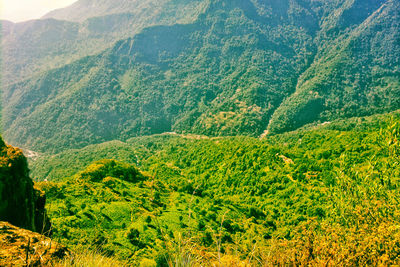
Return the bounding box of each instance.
[1,0,208,84]
[2,0,400,264]
[267,0,400,133]
[3,0,400,153]
[35,112,400,265]
[53,248,127,267]
[0,136,50,233]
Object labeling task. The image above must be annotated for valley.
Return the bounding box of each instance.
[28,111,400,265]
[1,0,400,265]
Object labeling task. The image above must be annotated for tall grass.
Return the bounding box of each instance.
[53,248,127,267]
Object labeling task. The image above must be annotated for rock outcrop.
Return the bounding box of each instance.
[0,222,68,266]
[0,137,50,234]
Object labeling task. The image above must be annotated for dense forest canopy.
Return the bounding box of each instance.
[30,111,400,265]
[1,0,399,153]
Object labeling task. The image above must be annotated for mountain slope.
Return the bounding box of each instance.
[3,0,400,153]
[0,222,68,266]
[33,112,400,265]
[29,110,400,182]
[43,0,207,23]
[1,0,208,85]
[2,0,323,152]
[267,0,400,133]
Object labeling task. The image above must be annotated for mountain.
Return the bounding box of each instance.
[2,0,400,154]
[4,1,400,263]
[42,0,207,23]
[267,0,400,133]
[1,0,207,85]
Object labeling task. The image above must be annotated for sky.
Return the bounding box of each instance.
[0,0,77,22]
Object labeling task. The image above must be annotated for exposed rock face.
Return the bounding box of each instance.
[0,222,68,266]
[0,137,50,234]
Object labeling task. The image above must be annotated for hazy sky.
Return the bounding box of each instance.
[0,0,77,22]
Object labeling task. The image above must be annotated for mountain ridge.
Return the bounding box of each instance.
[2,0,400,153]
[1,0,209,85]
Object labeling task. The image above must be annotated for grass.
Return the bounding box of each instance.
[53,247,128,267]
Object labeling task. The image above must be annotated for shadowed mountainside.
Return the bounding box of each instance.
[0,137,50,234]
[2,0,399,154]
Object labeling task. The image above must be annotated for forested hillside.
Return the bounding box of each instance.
[2,0,400,153]
[267,0,400,133]
[1,0,207,84]
[32,112,400,265]
[42,0,207,23]
[2,0,400,265]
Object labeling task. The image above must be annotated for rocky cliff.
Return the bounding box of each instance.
[0,137,50,234]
